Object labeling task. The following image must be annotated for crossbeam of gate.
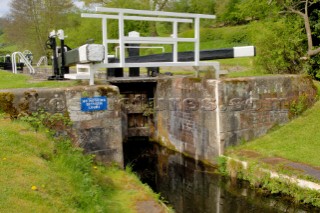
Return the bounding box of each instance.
[81,7,216,69]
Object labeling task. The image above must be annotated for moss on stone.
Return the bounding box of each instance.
[0,92,18,119]
[97,86,118,97]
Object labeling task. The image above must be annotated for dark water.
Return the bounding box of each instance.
[123,138,320,213]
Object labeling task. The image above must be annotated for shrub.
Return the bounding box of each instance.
[249,17,305,74]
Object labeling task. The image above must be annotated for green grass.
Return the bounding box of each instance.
[229,94,320,167]
[0,34,18,54]
[0,70,78,89]
[225,69,269,78]
[0,114,163,212]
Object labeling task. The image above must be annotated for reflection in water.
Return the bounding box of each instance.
[123,138,319,213]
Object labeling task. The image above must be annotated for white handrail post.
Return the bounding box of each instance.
[102,17,108,63]
[173,21,178,63]
[11,53,17,74]
[118,12,125,67]
[194,16,200,66]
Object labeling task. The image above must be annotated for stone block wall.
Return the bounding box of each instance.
[1,75,316,167]
[154,78,219,163]
[154,75,317,164]
[0,85,123,167]
[219,75,316,150]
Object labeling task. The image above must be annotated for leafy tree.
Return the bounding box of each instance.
[78,0,216,36]
[250,17,305,74]
[0,18,4,35]
[78,0,159,36]
[168,0,215,14]
[3,0,74,59]
[271,0,320,78]
[234,0,280,21]
[64,12,102,48]
[215,0,241,24]
[275,0,320,57]
[223,0,320,76]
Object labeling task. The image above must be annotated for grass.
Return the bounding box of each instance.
[228,90,320,167]
[0,114,164,212]
[225,69,269,78]
[0,70,78,89]
[0,34,18,54]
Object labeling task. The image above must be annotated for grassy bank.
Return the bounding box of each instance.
[0,114,167,212]
[227,94,320,168]
[223,82,320,207]
[0,70,78,89]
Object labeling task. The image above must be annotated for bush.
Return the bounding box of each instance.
[249,17,305,74]
[179,25,251,46]
[306,54,320,80]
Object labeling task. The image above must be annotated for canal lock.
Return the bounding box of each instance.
[110,80,319,213]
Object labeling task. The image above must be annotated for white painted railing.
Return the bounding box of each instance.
[11,52,35,74]
[65,8,224,85]
[36,56,48,67]
[81,7,216,68]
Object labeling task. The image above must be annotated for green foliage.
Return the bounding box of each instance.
[0,110,163,212]
[234,0,279,21]
[52,139,104,211]
[0,70,78,89]
[142,100,154,117]
[3,0,75,59]
[289,95,309,118]
[215,0,279,25]
[168,0,215,14]
[18,110,72,134]
[64,14,102,48]
[0,34,18,55]
[226,70,268,78]
[168,0,215,27]
[215,0,241,24]
[217,156,228,176]
[225,160,320,207]
[249,17,305,74]
[306,54,320,80]
[178,25,251,50]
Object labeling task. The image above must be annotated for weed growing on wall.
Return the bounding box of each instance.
[18,109,73,135]
[217,156,228,176]
[289,94,308,118]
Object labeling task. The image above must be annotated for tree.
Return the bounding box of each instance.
[81,0,171,10]
[250,17,305,74]
[168,0,215,14]
[78,0,173,36]
[215,0,241,24]
[277,0,320,57]
[3,0,74,58]
[268,0,320,78]
[234,0,280,21]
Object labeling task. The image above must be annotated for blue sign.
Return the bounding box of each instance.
[81,96,108,112]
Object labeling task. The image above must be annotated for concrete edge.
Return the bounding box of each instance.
[223,156,320,191]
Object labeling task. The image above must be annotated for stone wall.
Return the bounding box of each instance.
[1,75,316,167]
[154,75,317,164]
[219,75,316,149]
[0,85,123,166]
[154,78,219,162]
